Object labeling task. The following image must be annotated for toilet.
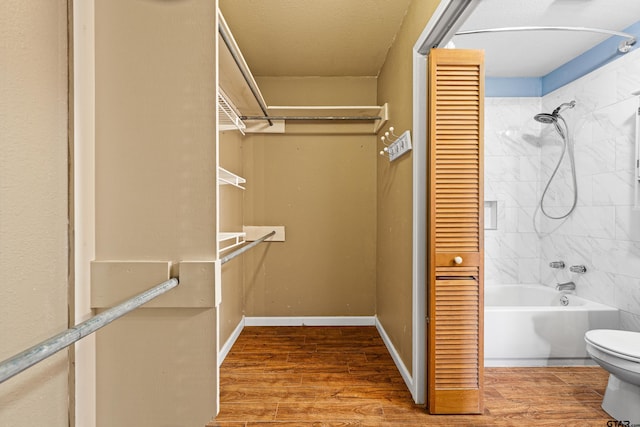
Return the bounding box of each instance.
[585,329,640,423]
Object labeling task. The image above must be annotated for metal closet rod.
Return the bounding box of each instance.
[0,278,179,384]
[218,21,273,126]
[220,230,276,265]
[0,232,278,384]
[455,26,637,53]
[241,115,382,121]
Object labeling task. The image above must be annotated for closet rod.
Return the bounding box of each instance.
[220,231,276,265]
[241,115,382,121]
[0,278,179,384]
[218,18,273,126]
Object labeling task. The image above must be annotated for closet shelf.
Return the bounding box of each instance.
[218,90,246,134]
[218,167,246,189]
[218,232,246,252]
[266,105,384,118]
[259,104,389,133]
[218,12,267,118]
[219,11,388,134]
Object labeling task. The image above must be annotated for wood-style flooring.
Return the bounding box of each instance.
[209,326,613,426]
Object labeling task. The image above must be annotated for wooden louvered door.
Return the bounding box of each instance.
[427,48,484,414]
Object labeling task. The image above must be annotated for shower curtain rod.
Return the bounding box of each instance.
[455,26,637,53]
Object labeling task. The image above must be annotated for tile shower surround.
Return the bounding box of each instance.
[485,48,640,331]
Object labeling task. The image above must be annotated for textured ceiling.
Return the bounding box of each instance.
[453,0,640,77]
[220,0,640,79]
[219,0,412,77]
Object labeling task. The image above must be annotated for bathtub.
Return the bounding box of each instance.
[484,284,619,366]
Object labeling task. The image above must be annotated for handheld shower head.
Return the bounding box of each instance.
[532,99,578,221]
[534,100,576,124]
[534,113,557,124]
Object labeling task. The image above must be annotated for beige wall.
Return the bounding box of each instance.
[376,0,441,374]
[0,1,69,426]
[240,77,377,317]
[95,0,217,262]
[94,0,219,425]
[256,76,377,105]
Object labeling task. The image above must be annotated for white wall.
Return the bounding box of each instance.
[484,48,640,332]
[0,1,70,425]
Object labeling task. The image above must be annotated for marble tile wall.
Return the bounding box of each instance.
[484,97,542,286]
[540,48,640,331]
[486,48,640,331]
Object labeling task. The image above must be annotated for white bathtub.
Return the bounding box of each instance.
[484,284,619,366]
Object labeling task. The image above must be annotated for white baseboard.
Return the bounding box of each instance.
[244,316,376,327]
[218,316,245,367]
[375,317,415,396]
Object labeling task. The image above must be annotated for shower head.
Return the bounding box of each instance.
[534,100,576,124]
[534,113,558,124]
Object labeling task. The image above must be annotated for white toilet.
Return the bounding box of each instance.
[585,329,640,424]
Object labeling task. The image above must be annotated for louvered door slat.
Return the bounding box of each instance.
[433,276,480,389]
[427,49,484,415]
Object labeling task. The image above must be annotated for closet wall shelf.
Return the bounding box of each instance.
[266,105,384,117]
[218,89,246,134]
[218,12,267,119]
[218,167,246,189]
[249,103,389,133]
[219,11,388,134]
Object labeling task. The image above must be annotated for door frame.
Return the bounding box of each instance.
[410,0,478,404]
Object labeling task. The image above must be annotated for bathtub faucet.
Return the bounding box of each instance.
[556,281,576,291]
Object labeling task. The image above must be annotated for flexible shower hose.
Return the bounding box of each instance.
[539,115,578,219]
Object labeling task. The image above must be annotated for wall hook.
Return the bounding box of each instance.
[379,126,412,161]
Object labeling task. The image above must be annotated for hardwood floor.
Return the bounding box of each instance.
[209,326,613,426]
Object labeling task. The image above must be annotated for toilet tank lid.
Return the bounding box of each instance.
[585,329,640,360]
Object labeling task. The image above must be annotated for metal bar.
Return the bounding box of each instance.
[241,116,382,121]
[220,231,275,265]
[0,278,179,384]
[456,25,635,40]
[218,18,273,126]
[455,26,637,53]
